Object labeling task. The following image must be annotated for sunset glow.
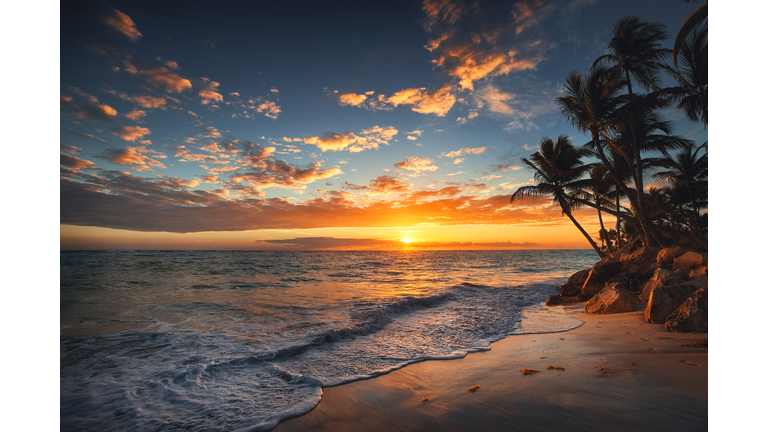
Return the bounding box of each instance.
[59,0,705,250]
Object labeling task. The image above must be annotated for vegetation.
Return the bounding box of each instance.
[512,3,707,253]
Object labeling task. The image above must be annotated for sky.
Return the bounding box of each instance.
[58,0,708,250]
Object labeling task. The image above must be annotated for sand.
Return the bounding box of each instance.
[274,303,707,431]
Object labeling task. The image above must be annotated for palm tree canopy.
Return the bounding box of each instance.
[511,135,592,214]
[660,24,707,124]
[593,15,671,92]
[673,2,707,67]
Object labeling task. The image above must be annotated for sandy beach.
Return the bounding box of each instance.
[275,303,707,431]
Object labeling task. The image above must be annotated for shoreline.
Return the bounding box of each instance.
[274,302,707,431]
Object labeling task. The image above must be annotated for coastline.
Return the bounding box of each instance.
[274,302,707,431]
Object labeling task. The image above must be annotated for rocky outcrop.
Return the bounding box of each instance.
[657,247,686,267]
[639,268,685,302]
[546,295,580,306]
[558,269,590,297]
[644,283,701,324]
[620,247,661,276]
[665,287,708,333]
[585,283,638,314]
[673,251,707,270]
[580,258,624,298]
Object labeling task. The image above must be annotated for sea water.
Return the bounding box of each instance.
[60,250,597,431]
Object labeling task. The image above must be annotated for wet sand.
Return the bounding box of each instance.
[274,303,707,431]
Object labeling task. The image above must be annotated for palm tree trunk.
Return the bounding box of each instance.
[597,200,614,254]
[615,183,621,249]
[624,73,666,248]
[564,208,605,258]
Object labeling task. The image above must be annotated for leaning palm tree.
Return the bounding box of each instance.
[511,135,605,258]
[593,16,672,248]
[576,166,617,254]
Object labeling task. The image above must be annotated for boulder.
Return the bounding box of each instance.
[581,258,624,297]
[585,283,638,315]
[639,268,685,302]
[644,283,701,324]
[665,287,708,333]
[687,273,708,289]
[559,269,590,297]
[545,295,580,306]
[674,266,694,279]
[620,247,661,275]
[689,266,708,279]
[657,247,687,267]
[673,251,707,270]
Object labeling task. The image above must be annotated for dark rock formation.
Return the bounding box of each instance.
[558,269,590,297]
[580,258,623,298]
[665,287,708,333]
[644,283,701,324]
[657,247,686,267]
[545,295,580,306]
[639,268,685,302]
[673,251,707,270]
[585,283,638,314]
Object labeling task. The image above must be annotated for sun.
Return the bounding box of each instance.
[400,237,412,244]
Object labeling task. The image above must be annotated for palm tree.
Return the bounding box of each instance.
[650,142,708,239]
[593,16,673,247]
[577,166,617,254]
[661,24,707,125]
[511,135,605,258]
[673,1,707,68]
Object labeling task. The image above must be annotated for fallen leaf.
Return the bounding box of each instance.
[680,338,707,347]
[546,365,565,371]
[540,356,547,359]
[468,385,480,392]
[559,337,564,340]
[627,361,634,366]
[421,397,429,403]
[520,368,540,375]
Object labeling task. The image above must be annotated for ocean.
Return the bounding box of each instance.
[60,249,597,431]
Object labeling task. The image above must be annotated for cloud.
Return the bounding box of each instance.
[112,126,150,141]
[492,163,523,171]
[60,153,98,178]
[395,156,438,172]
[199,80,224,104]
[423,0,466,30]
[453,158,464,164]
[231,161,343,191]
[104,9,142,41]
[257,237,400,250]
[443,146,487,158]
[339,93,367,106]
[61,145,83,154]
[65,130,107,144]
[125,110,146,120]
[367,175,412,194]
[256,101,281,119]
[61,175,572,234]
[304,126,398,153]
[105,90,168,109]
[387,83,456,116]
[408,129,423,136]
[66,102,118,121]
[407,136,418,141]
[144,65,192,93]
[99,146,167,171]
[477,85,515,114]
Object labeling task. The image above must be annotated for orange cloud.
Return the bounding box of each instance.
[125,110,146,120]
[199,81,224,104]
[145,66,192,93]
[339,93,367,106]
[104,9,142,41]
[477,85,515,114]
[60,153,98,178]
[423,0,465,29]
[387,83,456,116]
[304,126,398,153]
[443,146,487,158]
[395,156,438,172]
[100,146,167,171]
[256,101,281,119]
[112,126,150,141]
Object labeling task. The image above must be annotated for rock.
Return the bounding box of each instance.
[665,287,708,333]
[581,258,624,297]
[644,283,701,324]
[657,247,687,267]
[639,268,684,302]
[576,291,594,302]
[673,251,707,270]
[689,266,707,279]
[546,295,580,306]
[559,269,590,297]
[687,273,708,289]
[620,247,661,275]
[674,266,694,279]
[585,283,638,314]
